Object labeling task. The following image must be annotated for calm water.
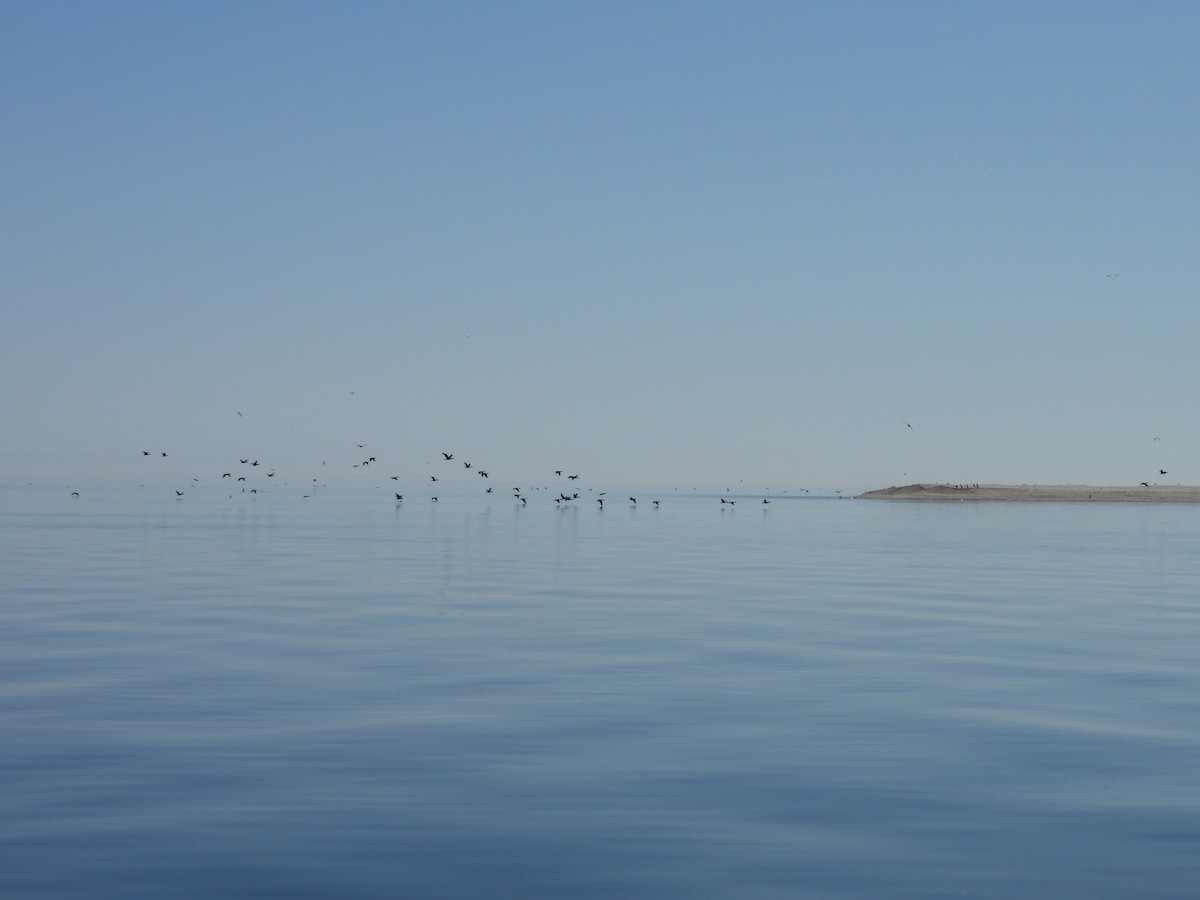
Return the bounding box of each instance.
[3,483,1199,898]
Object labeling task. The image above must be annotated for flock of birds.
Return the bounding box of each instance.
[68,416,1177,503]
[127,439,811,509]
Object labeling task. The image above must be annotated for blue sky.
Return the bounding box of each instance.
[3,1,1198,491]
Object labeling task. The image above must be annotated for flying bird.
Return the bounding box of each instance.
[442,452,454,460]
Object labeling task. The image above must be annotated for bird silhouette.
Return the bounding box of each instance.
[442,452,453,460]
[142,451,150,456]
[395,493,403,501]
[1160,469,1168,475]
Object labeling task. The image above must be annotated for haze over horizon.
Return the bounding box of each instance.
[4,2,1198,491]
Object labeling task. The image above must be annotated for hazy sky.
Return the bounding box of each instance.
[3,1,1198,490]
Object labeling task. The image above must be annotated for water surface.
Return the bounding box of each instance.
[3,485,1198,897]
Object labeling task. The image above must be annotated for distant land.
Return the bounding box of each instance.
[856,483,1200,502]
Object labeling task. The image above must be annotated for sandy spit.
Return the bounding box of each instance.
[856,483,1200,502]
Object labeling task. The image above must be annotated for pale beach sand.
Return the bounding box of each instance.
[857,483,1200,502]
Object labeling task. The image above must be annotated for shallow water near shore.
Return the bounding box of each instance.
[3,483,1199,898]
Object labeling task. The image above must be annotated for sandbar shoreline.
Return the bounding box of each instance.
[856,483,1200,502]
